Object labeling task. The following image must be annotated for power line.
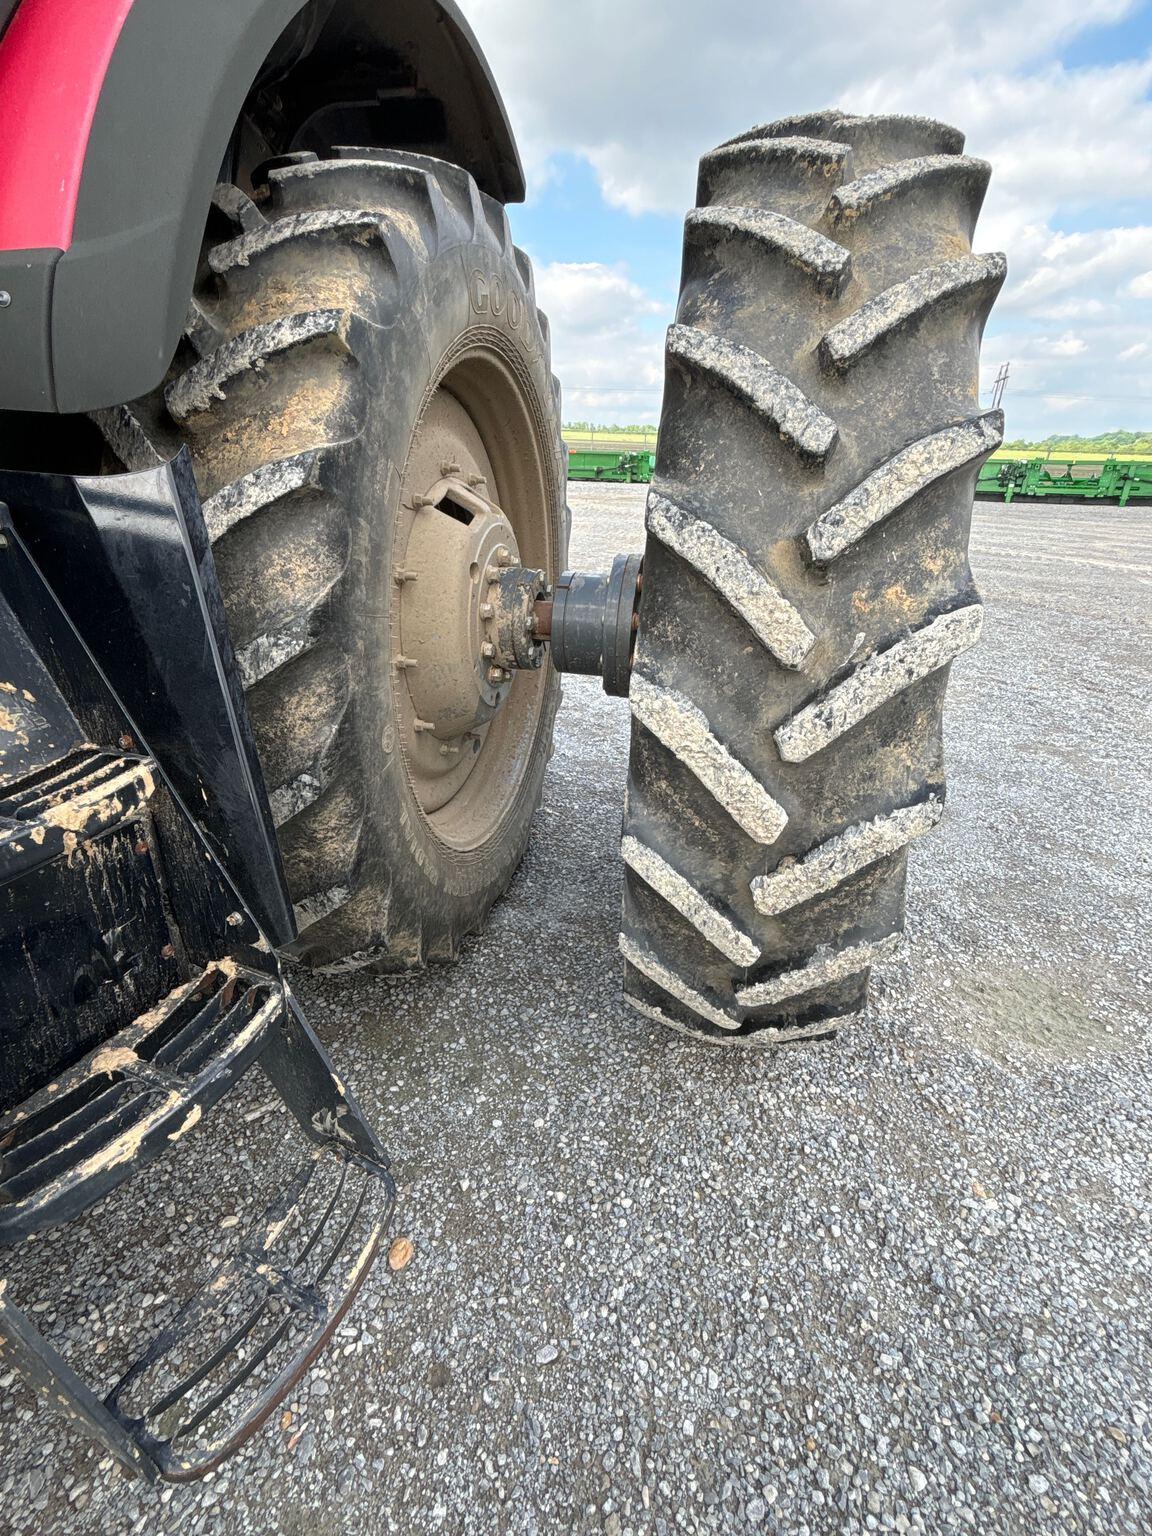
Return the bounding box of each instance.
[983,388,1152,403]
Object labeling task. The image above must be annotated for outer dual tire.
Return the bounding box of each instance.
[621,111,1005,1044]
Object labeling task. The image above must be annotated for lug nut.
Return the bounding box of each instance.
[440,459,461,476]
[481,641,496,658]
[413,718,435,733]
[479,602,494,619]
[487,666,506,685]
[485,564,501,583]
[495,546,512,566]
[467,474,487,489]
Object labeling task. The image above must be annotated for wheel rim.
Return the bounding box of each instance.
[393,346,555,853]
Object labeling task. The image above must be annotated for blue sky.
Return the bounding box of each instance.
[468,0,1152,440]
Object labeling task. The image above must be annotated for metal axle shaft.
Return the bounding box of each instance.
[545,553,643,697]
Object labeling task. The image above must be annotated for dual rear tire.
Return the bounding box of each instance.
[99,112,1003,1045]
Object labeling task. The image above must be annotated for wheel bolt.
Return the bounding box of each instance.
[485,565,501,583]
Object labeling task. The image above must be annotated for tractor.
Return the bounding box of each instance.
[0,0,1004,1479]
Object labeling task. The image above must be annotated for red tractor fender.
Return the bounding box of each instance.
[0,0,135,252]
[0,0,524,414]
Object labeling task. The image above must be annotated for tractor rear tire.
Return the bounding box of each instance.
[97,150,567,971]
[621,111,1005,1044]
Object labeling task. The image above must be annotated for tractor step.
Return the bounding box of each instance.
[0,962,285,1243]
[0,1142,391,1480]
[0,967,394,1480]
[108,1149,388,1479]
[0,749,157,881]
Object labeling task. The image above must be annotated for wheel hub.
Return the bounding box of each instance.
[396,471,548,807]
[393,378,641,825]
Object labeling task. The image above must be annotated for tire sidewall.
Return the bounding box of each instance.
[333,229,566,961]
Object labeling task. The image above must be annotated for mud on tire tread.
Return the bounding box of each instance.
[96,152,567,971]
[622,110,1004,1044]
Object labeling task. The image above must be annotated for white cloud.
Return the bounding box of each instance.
[1043,394,1093,412]
[998,227,1152,311]
[1043,299,1110,321]
[467,0,1152,435]
[533,262,665,422]
[533,262,662,331]
[471,0,1145,216]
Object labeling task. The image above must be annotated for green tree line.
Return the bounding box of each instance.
[563,421,659,435]
[1002,430,1152,454]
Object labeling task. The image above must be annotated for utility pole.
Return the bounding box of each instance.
[990,361,1010,411]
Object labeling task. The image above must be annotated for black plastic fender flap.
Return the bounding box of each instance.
[1,449,294,947]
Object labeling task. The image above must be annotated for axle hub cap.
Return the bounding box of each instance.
[395,457,547,814]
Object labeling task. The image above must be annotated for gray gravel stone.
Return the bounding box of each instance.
[0,490,1148,1536]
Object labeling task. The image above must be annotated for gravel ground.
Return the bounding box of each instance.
[1,485,1149,1535]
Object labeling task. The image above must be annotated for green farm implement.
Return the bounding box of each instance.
[566,444,1152,503]
[976,455,1152,505]
[567,449,655,483]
